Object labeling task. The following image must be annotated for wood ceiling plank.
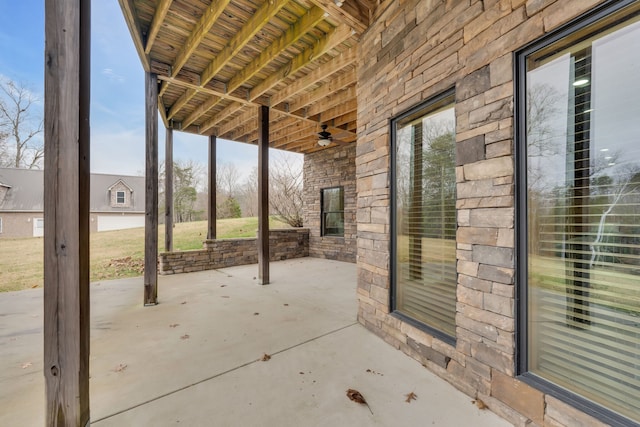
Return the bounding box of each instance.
[118,0,150,71]
[270,46,355,106]
[226,6,327,94]
[152,61,355,140]
[199,102,245,134]
[287,68,355,113]
[250,24,353,100]
[309,0,369,33]
[200,0,290,87]
[145,0,173,54]
[171,0,232,77]
[182,95,222,129]
[167,88,196,120]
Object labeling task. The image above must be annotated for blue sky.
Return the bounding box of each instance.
[0,0,296,179]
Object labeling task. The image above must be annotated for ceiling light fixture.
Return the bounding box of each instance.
[317,124,333,147]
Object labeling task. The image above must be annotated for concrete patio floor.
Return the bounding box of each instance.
[0,258,512,426]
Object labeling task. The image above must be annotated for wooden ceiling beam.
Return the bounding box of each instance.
[182,95,222,129]
[200,0,290,88]
[118,0,150,71]
[167,88,196,120]
[305,85,356,118]
[217,108,258,136]
[144,0,173,54]
[152,61,356,140]
[250,24,353,100]
[187,6,324,133]
[319,99,357,123]
[226,6,327,94]
[171,0,231,77]
[199,102,245,134]
[270,46,355,106]
[288,69,355,113]
[309,0,370,33]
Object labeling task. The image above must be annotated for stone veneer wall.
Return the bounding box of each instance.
[159,228,309,274]
[356,1,610,426]
[303,143,356,262]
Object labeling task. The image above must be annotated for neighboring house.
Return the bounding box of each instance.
[0,168,144,238]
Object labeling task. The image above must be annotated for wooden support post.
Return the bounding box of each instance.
[258,105,270,284]
[207,135,217,240]
[144,72,159,305]
[43,0,91,424]
[165,127,173,252]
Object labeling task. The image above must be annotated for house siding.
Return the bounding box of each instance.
[0,212,42,238]
[356,1,610,426]
[303,143,357,263]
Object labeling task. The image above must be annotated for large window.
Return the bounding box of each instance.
[517,3,640,425]
[321,187,344,236]
[392,90,457,342]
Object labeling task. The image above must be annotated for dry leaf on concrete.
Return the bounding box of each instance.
[473,399,487,410]
[347,389,373,414]
[21,362,32,369]
[405,392,417,403]
[180,334,190,340]
[169,324,179,328]
[113,364,127,373]
[261,353,271,361]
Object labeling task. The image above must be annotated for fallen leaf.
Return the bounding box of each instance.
[180,301,187,305]
[113,363,127,372]
[283,303,289,306]
[347,388,373,414]
[405,392,417,403]
[220,285,227,288]
[21,362,32,369]
[299,372,304,375]
[473,399,487,410]
[261,353,271,362]
[180,334,190,340]
[253,312,260,316]
[169,324,179,328]
[221,296,230,299]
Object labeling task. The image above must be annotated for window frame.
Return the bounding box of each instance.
[514,1,640,426]
[116,190,126,204]
[389,88,457,346]
[320,186,344,237]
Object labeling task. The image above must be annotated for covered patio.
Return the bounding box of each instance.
[1,258,509,426]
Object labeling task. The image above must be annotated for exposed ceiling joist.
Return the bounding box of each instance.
[171,0,231,77]
[182,95,222,129]
[200,0,290,88]
[270,46,356,106]
[168,88,197,120]
[249,24,354,100]
[309,0,370,33]
[199,103,245,135]
[117,0,150,71]
[287,68,356,114]
[226,6,327,94]
[144,0,173,54]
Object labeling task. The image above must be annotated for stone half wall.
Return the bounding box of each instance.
[159,228,309,274]
[303,143,356,263]
[356,1,609,427]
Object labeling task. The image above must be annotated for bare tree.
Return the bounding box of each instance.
[270,153,303,227]
[238,167,258,217]
[0,78,44,169]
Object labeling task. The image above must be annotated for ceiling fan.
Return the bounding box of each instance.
[317,124,333,146]
[316,124,351,147]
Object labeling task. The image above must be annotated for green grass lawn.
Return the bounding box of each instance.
[0,217,289,292]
